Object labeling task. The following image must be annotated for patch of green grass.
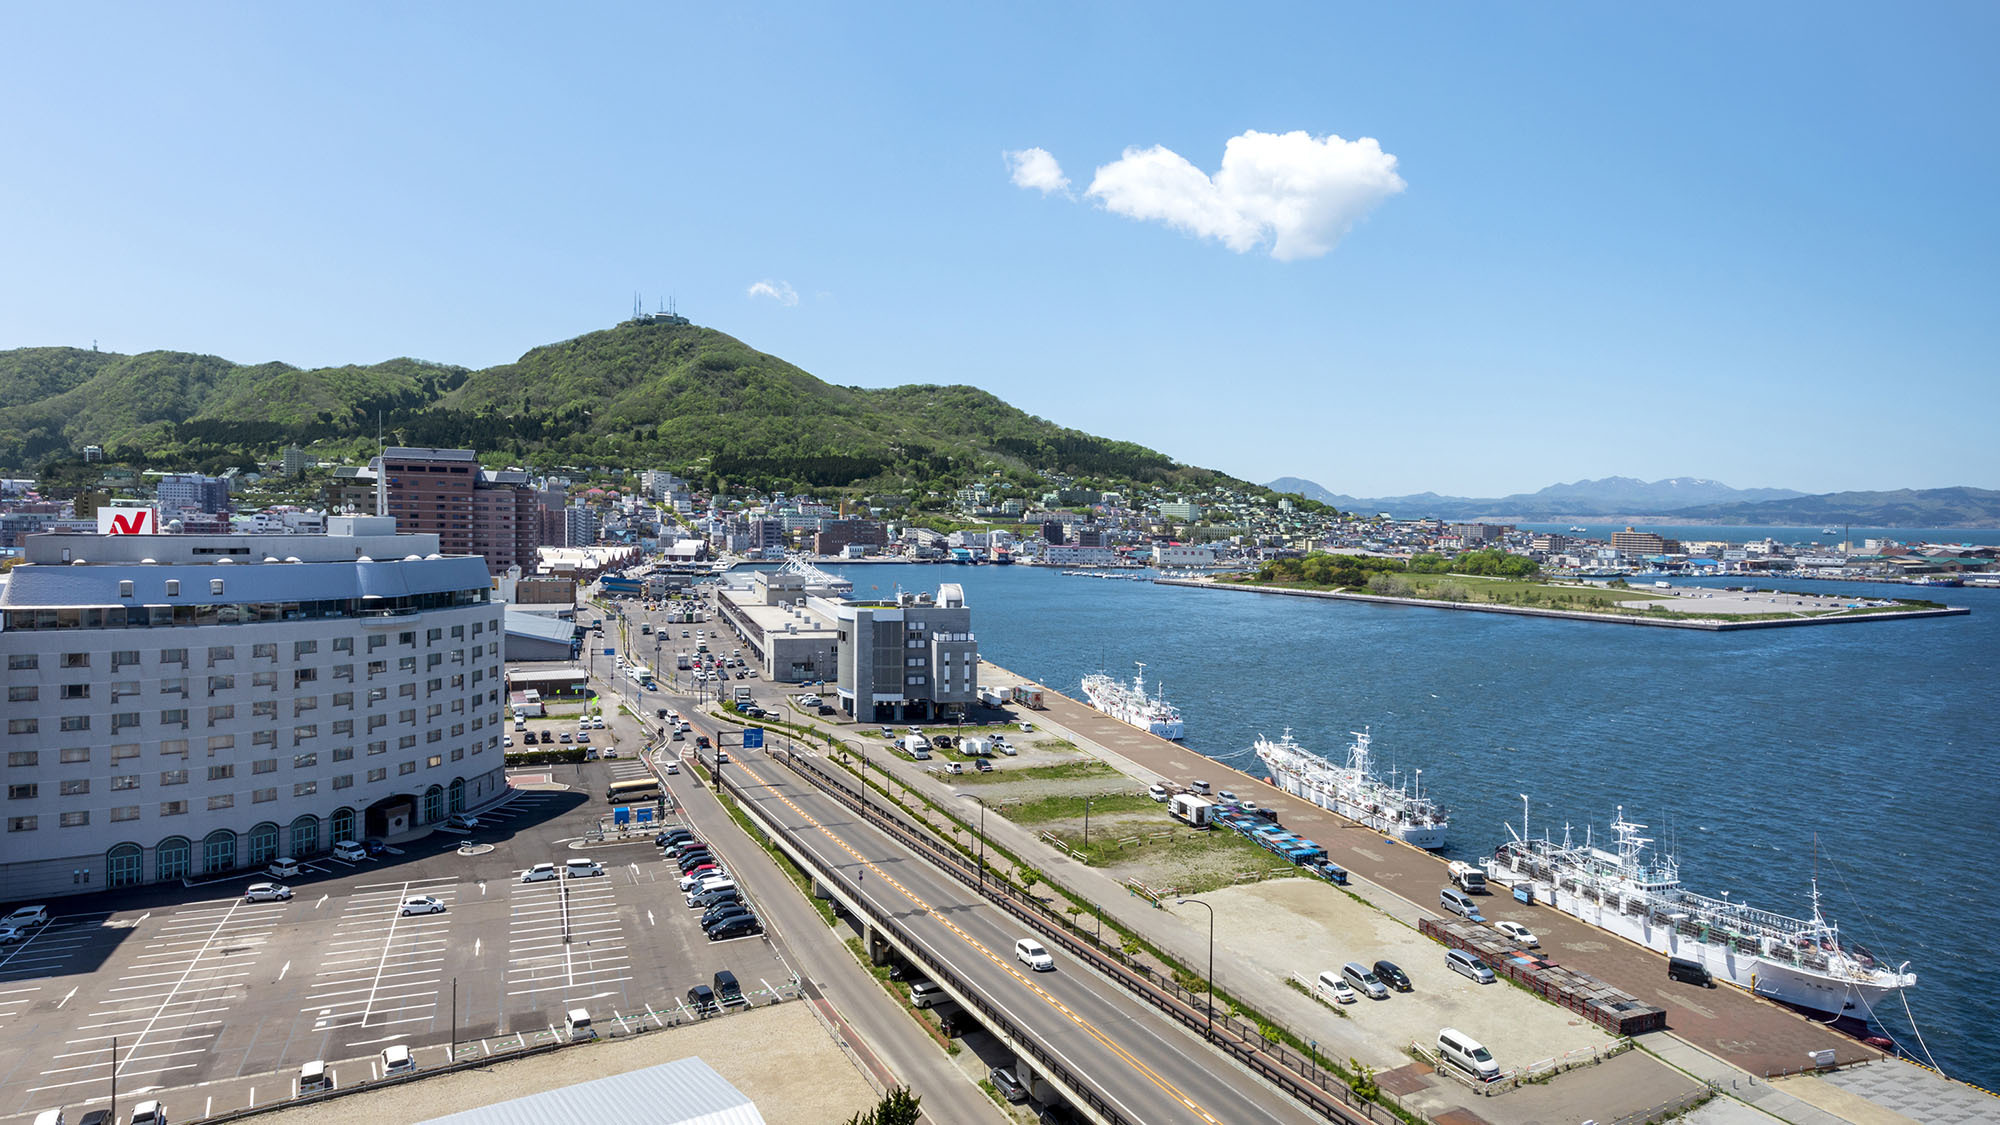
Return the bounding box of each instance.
[1003,792,1158,825]
[956,759,1114,784]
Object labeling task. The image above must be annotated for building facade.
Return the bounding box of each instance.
[827,584,977,723]
[157,474,232,520]
[0,517,506,899]
[371,448,542,576]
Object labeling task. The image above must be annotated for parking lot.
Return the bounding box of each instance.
[0,756,797,1122]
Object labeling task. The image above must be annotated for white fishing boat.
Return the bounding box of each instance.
[1488,805,1915,1022]
[1255,728,1448,849]
[1081,662,1184,739]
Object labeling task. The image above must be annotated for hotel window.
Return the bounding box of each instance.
[160,801,187,816]
[450,747,465,761]
[8,784,38,800]
[207,794,233,811]
[294,697,319,716]
[332,719,354,737]
[158,709,188,729]
[209,674,235,692]
[294,725,318,745]
[7,719,37,735]
[59,810,89,827]
[110,744,140,763]
[294,668,317,688]
[8,654,37,670]
[332,746,354,762]
[294,640,318,658]
[159,739,189,759]
[62,652,89,668]
[368,661,387,678]
[8,817,37,832]
[160,677,188,697]
[65,716,95,732]
[399,683,416,699]
[333,692,353,709]
[368,741,387,756]
[253,788,277,803]
[209,645,234,665]
[210,579,224,595]
[252,701,277,719]
[161,647,188,666]
[59,779,89,796]
[111,806,140,822]
[399,657,417,673]
[112,649,140,669]
[293,781,317,797]
[161,769,188,785]
[165,580,181,597]
[399,735,416,750]
[367,767,387,783]
[6,686,35,703]
[60,684,90,700]
[368,634,386,651]
[252,730,277,747]
[119,580,134,598]
[332,664,353,681]
[111,775,139,791]
[332,775,353,790]
[207,764,234,781]
[253,643,277,661]
[253,758,276,774]
[6,752,37,767]
[333,637,353,653]
[209,705,235,723]
[398,761,416,775]
[399,631,415,646]
[294,752,318,768]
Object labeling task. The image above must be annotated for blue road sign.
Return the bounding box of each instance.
[636,807,654,824]
[742,727,764,749]
[603,648,616,656]
[613,806,631,825]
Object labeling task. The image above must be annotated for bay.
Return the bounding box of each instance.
[820,559,1999,1091]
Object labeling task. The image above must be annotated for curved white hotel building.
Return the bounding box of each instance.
[0,515,507,899]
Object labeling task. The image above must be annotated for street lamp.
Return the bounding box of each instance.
[958,792,987,893]
[1177,897,1214,1041]
[1083,796,1097,847]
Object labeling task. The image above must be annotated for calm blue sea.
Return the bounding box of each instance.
[819,559,1999,1090]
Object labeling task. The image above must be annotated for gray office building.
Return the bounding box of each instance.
[829,584,977,723]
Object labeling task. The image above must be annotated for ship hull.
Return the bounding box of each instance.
[1491,855,1907,1019]
[1265,764,1448,849]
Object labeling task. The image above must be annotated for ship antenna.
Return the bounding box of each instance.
[1520,793,1530,845]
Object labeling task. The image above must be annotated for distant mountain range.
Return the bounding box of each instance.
[1266,476,2000,528]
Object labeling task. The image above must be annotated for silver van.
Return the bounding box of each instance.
[687,879,737,908]
[1446,949,1495,984]
[909,979,945,1009]
[1437,1027,1500,1081]
[1341,961,1390,1000]
[1439,887,1485,922]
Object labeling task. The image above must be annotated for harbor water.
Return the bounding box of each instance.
[822,560,2000,1092]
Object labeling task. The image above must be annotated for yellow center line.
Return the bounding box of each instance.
[735,759,1223,1124]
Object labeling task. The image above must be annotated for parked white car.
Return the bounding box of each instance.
[399,895,445,916]
[520,863,560,883]
[1494,920,1540,948]
[244,883,293,902]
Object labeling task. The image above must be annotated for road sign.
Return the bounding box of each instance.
[741,727,764,749]
[635,807,654,824]
[613,806,631,825]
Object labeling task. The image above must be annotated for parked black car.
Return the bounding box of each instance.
[1372,960,1412,991]
[686,984,718,1014]
[707,915,763,941]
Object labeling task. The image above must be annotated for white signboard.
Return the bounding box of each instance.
[97,507,158,535]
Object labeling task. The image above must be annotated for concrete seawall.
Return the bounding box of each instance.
[1155,577,1971,630]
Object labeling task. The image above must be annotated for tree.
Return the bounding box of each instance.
[844,1086,922,1125]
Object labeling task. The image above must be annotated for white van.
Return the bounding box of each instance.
[909,980,945,1008]
[1015,938,1054,971]
[32,1110,64,1125]
[268,857,301,878]
[297,1059,332,1094]
[564,858,604,879]
[1439,887,1485,922]
[1315,970,1356,1004]
[1437,1027,1500,1081]
[564,1007,595,1041]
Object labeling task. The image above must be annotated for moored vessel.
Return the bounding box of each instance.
[1488,805,1914,1022]
[1081,662,1184,740]
[1254,728,1448,849]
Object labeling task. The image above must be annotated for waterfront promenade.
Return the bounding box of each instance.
[968,660,1978,1125]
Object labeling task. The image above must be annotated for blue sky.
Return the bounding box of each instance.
[2,3,1993,497]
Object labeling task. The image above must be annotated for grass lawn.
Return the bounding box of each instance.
[955,759,1117,784]
[1002,792,1158,825]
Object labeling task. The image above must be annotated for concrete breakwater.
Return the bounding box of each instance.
[1155,577,1970,630]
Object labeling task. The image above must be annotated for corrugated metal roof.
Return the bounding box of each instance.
[414,1056,764,1125]
[504,608,578,644]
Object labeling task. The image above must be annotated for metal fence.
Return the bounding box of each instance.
[757,748,1399,1125]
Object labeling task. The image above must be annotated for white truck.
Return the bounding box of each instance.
[1167,793,1213,828]
[734,686,752,704]
[958,736,993,757]
[895,735,932,760]
[1449,860,1488,894]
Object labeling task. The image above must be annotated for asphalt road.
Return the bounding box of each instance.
[710,737,1324,1125]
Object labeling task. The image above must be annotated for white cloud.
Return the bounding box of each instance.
[1085,130,1405,260]
[1004,147,1071,195]
[746,279,799,307]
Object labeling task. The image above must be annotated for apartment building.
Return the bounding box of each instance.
[369,447,541,576]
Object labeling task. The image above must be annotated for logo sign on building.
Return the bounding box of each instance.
[98,507,157,535]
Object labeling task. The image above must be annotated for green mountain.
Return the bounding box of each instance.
[0,320,1225,496]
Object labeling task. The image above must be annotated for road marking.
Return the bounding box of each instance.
[742,758,1223,1125]
[316,895,329,909]
[279,960,291,981]
[57,986,76,1009]
[475,938,482,957]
